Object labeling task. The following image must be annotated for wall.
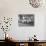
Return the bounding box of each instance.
[0,0,46,40]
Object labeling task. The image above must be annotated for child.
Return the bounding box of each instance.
[32,35,38,41]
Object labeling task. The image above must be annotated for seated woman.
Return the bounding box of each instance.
[5,33,17,43]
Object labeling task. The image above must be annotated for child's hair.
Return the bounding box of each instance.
[34,35,36,37]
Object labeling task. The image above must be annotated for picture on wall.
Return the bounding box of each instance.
[18,14,34,26]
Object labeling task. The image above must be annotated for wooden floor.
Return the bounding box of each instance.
[0,42,16,46]
[0,40,16,46]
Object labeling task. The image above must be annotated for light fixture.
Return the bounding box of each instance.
[29,0,43,8]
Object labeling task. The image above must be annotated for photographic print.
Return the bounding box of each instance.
[18,14,34,26]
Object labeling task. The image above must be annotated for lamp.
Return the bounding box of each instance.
[29,0,44,8]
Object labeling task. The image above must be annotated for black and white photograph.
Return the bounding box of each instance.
[18,14,34,26]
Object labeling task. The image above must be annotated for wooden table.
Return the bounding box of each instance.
[5,39,46,46]
[13,40,46,46]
